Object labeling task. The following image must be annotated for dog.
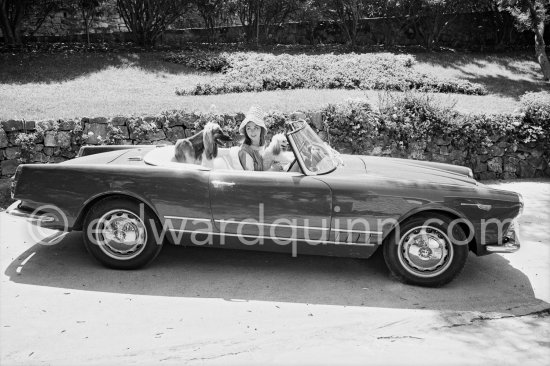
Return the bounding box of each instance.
[174,122,232,166]
[262,133,291,171]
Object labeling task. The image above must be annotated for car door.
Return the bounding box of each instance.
[209,170,332,246]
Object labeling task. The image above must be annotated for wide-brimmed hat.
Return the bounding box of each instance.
[239,106,267,135]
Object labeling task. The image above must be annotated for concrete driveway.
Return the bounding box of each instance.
[1,179,549,365]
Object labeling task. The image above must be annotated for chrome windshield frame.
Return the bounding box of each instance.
[285,121,338,176]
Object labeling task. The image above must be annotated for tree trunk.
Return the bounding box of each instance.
[426,13,439,50]
[534,21,550,81]
[86,21,90,45]
[255,1,260,46]
[0,0,24,45]
[523,0,550,80]
[82,8,90,45]
[0,5,15,44]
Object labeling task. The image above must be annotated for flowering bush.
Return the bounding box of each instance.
[106,124,126,145]
[518,91,550,127]
[319,93,547,155]
[174,52,487,96]
[322,99,380,153]
[377,92,460,148]
[127,118,159,140]
[513,91,550,143]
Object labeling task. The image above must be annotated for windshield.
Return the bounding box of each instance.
[287,121,339,175]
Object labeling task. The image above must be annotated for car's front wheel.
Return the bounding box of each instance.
[383,213,469,287]
[82,197,163,269]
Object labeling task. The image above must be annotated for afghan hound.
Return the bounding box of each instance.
[174,122,231,166]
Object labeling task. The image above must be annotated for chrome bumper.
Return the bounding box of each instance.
[485,220,520,254]
[6,200,68,230]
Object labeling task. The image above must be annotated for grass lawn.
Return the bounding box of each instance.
[0,51,548,120]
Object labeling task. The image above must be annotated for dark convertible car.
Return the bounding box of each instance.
[7,120,523,287]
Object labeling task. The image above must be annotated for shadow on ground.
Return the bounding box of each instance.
[461,74,548,99]
[413,52,550,99]
[5,232,546,314]
[0,52,204,84]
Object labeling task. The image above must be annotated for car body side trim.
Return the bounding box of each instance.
[168,228,377,246]
[163,216,383,235]
[164,216,211,222]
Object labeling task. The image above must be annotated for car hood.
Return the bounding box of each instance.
[333,155,476,186]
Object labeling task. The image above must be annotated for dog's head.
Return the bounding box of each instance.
[203,122,232,160]
[269,133,289,156]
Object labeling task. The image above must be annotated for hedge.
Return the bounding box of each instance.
[169,52,487,96]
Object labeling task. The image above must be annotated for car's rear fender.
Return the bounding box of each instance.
[73,191,160,230]
[72,191,177,245]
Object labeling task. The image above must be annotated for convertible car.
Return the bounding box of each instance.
[7,120,523,287]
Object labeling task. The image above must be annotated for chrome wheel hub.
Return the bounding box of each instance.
[398,226,453,278]
[94,209,147,260]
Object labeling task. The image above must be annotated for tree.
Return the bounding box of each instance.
[193,0,235,42]
[312,0,370,48]
[27,0,68,37]
[0,0,29,45]
[500,0,550,80]
[292,0,323,44]
[397,0,491,50]
[366,0,402,46]
[334,0,369,48]
[116,0,191,46]
[76,0,108,45]
[262,0,302,39]
[233,0,301,44]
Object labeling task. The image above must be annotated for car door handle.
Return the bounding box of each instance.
[212,180,235,188]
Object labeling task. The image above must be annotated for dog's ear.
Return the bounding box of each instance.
[271,134,286,155]
[174,139,184,162]
[212,136,218,158]
[203,123,215,159]
[272,138,281,156]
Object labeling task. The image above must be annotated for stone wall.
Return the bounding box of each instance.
[1,112,548,180]
[0,9,127,38]
[3,10,543,48]
[160,11,539,48]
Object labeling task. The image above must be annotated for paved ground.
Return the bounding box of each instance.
[1,179,549,365]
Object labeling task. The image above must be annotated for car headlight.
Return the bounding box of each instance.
[467,168,474,179]
[517,192,524,216]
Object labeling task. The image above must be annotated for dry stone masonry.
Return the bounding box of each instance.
[0,9,127,39]
[0,111,547,180]
[2,11,541,48]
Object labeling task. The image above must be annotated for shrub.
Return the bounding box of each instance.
[163,51,230,72]
[127,118,159,140]
[106,124,126,145]
[459,114,521,151]
[175,52,487,96]
[320,93,547,156]
[376,92,460,149]
[519,91,550,127]
[322,99,380,153]
[15,132,41,162]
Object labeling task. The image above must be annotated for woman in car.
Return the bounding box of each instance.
[238,106,268,171]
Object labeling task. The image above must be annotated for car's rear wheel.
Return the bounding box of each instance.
[383,213,469,287]
[82,197,163,269]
